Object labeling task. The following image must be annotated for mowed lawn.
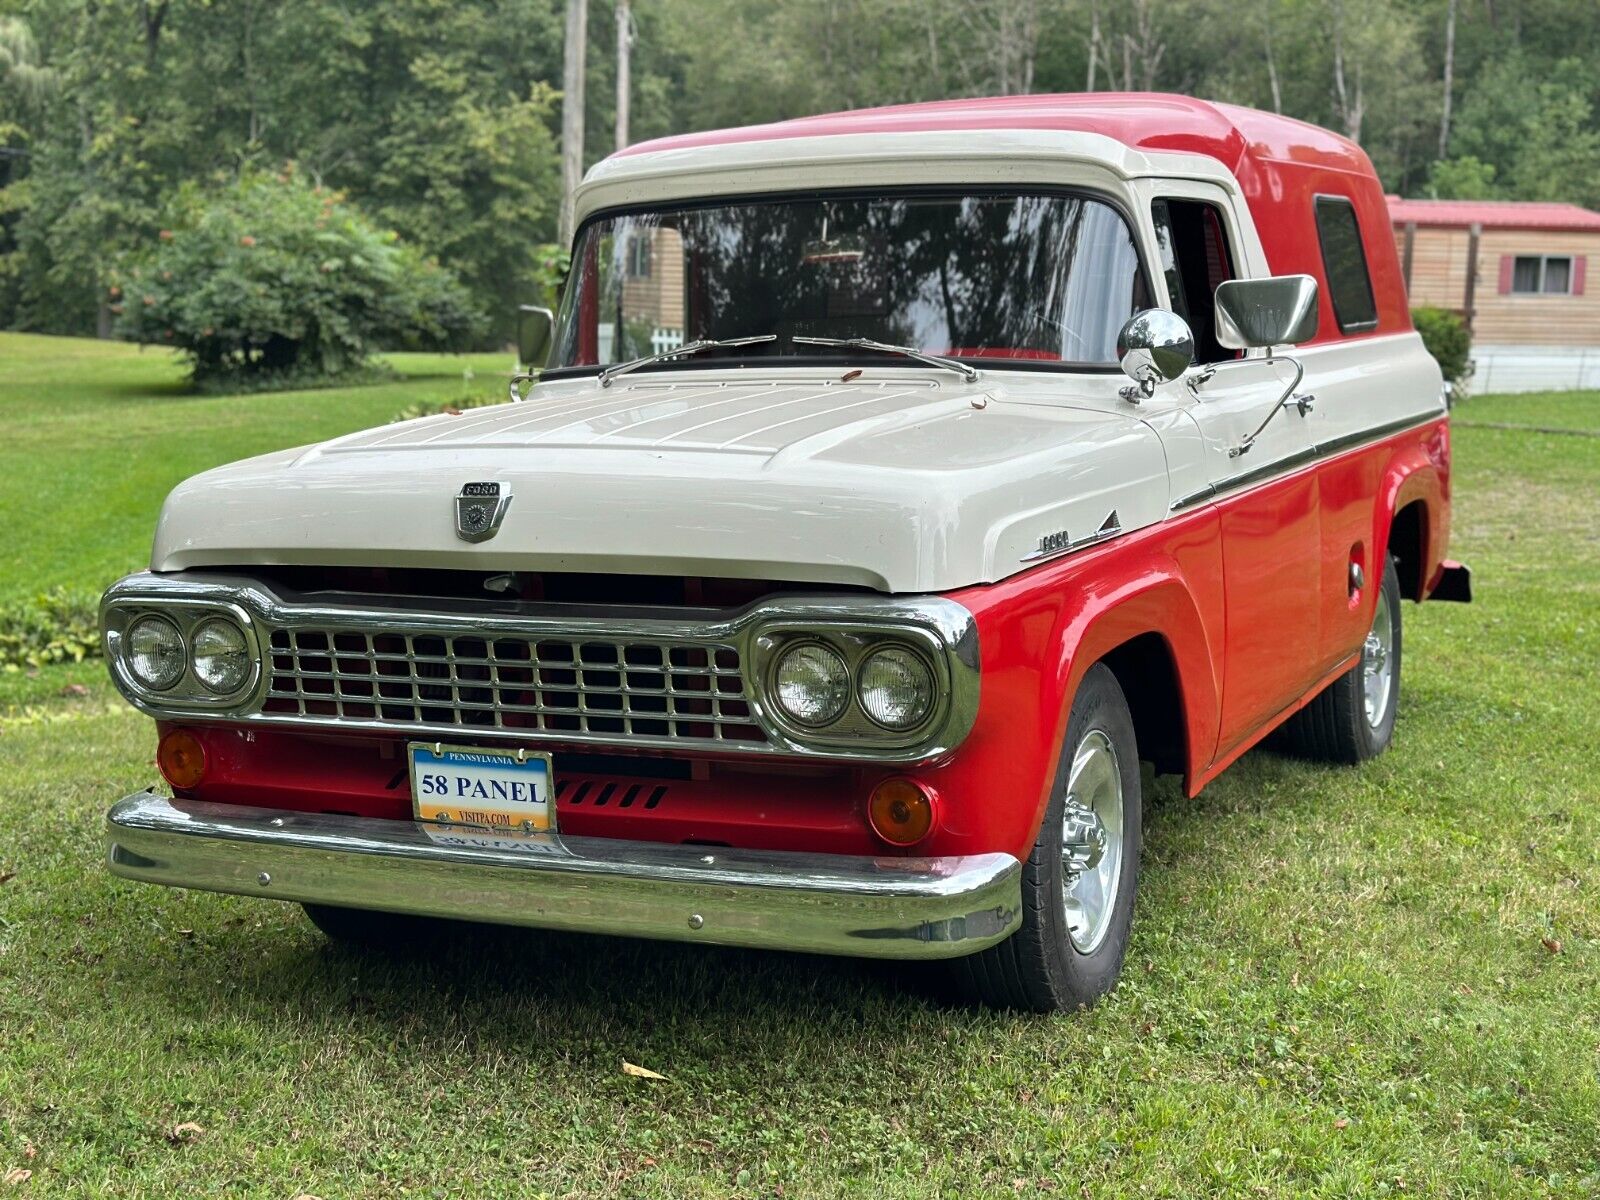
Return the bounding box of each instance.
[0,331,515,609]
[0,338,1597,1197]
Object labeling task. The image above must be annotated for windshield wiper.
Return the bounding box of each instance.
[597,334,777,388]
[791,336,981,383]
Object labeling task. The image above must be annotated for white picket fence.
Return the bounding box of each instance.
[650,327,685,354]
[597,324,684,362]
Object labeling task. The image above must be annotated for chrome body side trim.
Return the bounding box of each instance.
[1170,412,1442,513]
[105,792,1023,960]
[1019,510,1124,563]
[101,573,981,764]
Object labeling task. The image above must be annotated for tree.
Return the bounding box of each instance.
[1449,54,1600,206]
[114,169,481,385]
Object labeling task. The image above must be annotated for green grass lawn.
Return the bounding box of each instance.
[1,337,1598,1196]
[0,332,515,608]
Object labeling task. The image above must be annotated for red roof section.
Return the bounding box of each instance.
[1386,197,1600,233]
[616,93,1410,345]
[620,92,1374,177]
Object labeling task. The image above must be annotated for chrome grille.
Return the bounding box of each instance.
[264,627,765,746]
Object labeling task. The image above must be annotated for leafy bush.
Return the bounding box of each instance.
[114,169,484,387]
[1412,307,1472,385]
[0,588,101,672]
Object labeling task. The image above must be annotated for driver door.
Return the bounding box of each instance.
[1150,193,1323,759]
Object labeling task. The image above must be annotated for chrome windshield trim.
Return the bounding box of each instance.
[101,573,980,764]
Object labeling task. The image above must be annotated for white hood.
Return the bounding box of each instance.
[151,368,1171,593]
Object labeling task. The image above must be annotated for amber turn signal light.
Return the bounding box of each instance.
[157,729,207,791]
[867,777,937,847]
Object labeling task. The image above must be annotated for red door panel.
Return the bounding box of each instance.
[1214,470,1323,757]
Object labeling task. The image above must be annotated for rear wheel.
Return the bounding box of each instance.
[954,663,1142,1012]
[1280,552,1402,764]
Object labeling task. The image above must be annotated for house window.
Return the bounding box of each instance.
[1313,196,1379,333]
[626,234,652,280]
[1511,255,1573,295]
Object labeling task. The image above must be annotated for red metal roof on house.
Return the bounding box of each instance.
[1386,197,1600,233]
[620,92,1373,178]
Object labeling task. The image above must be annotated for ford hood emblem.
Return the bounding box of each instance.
[455,481,512,542]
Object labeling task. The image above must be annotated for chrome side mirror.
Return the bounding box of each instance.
[1214,274,1319,349]
[1116,309,1194,402]
[516,304,555,369]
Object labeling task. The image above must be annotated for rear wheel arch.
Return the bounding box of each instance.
[1384,497,1430,602]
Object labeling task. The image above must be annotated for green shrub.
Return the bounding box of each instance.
[0,588,101,672]
[1412,307,1472,385]
[113,168,484,387]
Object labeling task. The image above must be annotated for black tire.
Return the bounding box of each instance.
[301,903,449,951]
[954,663,1143,1012]
[1280,552,1402,764]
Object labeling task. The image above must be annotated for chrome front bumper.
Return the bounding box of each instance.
[105,793,1022,960]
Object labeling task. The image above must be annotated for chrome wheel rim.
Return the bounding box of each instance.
[1061,728,1124,955]
[1362,586,1395,728]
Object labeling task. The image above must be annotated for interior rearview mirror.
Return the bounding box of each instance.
[1116,309,1194,401]
[1214,274,1319,349]
[517,304,555,369]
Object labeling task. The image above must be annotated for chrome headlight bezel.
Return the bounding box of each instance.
[748,615,970,755]
[103,594,264,709]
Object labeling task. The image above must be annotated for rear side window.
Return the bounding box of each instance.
[1314,196,1378,333]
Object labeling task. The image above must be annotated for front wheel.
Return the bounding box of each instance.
[1280,551,1402,764]
[954,663,1142,1012]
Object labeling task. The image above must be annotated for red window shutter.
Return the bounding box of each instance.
[1497,254,1515,294]
[1573,256,1587,295]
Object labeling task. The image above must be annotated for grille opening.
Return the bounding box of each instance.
[266,625,765,748]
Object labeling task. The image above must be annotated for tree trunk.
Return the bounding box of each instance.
[1439,0,1457,158]
[614,0,630,152]
[1086,0,1100,91]
[1264,2,1282,113]
[559,0,588,246]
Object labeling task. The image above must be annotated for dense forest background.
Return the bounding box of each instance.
[2,0,1599,345]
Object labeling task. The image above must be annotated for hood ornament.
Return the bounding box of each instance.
[455,481,512,542]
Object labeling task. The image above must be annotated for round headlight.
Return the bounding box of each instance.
[191,617,252,694]
[125,615,185,691]
[857,645,935,730]
[772,642,850,727]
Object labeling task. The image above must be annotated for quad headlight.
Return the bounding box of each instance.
[772,642,851,727]
[124,615,186,691]
[857,645,935,730]
[191,617,252,694]
[762,630,947,746]
[107,600,259,704]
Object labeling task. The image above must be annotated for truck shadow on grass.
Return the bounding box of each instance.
[109,762,1303,1053]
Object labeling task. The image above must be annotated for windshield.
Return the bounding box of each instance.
[548,191,1149,372]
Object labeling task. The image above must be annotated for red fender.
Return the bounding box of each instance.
[929,507,1225,860]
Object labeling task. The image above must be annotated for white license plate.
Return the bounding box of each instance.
[409,743,555,847]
